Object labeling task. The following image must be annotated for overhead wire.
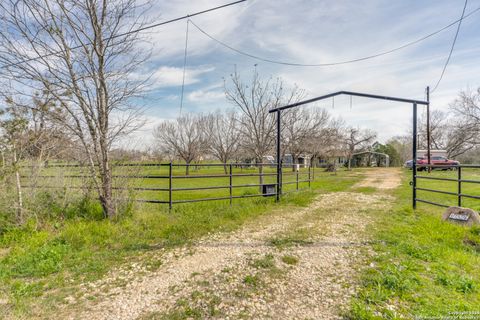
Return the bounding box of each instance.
[179,20,189,115]
[0,0,247,69]
[431,0,468,93]
[187,5,480,67]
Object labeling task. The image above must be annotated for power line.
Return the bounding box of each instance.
[188,5,480,67]
[1,0,247,69]
[431,0,468,93]
[179,20,190,115]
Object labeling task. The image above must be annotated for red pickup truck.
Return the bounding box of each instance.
[417,156,459,171]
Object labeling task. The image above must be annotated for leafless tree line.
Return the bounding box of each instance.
[153,70,378,176]
[417,88,480,159]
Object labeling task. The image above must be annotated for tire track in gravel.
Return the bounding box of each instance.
[63,170,400,320]
[354,168,402,190]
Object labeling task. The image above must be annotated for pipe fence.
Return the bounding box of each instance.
[21,162,313,209]
[414,164,480,209]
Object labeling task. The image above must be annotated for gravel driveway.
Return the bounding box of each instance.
[61,170,399,320]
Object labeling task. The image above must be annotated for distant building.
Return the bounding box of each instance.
[312,156,348,168]
[417,149,447,159]
[282,154,311,168]
[351,151,390,167]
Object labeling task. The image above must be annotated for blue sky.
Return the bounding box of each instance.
[130,0,480,148]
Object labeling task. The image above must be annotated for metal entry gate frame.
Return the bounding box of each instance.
[269,90,429,208]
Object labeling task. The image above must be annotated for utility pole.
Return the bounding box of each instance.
[426,86,431,172]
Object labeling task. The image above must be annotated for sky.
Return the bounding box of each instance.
[129,0,480,149]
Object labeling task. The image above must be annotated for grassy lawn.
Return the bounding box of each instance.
[349,169,480,319]
[0,166,360,318]
[415,167,480,210]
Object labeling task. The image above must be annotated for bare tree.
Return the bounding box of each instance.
[0,92,77,223]
[343,127,377,170]
[5,92,74,162]
[0,99,30,222]
[154,114,208,175]
[308,117,345,167]
[282,107,329,168]
[418,108,479,158]
[204,111,240,173]
[448,88,480,157]
[0,0,150,218]
[451,88,480,124]
[225,70,304,184]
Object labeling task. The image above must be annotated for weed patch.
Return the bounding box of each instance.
[251,254,275,269]
[243,274,261,287]
[281,255,299,265]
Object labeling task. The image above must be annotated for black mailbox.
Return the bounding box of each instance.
[262,184,276,196]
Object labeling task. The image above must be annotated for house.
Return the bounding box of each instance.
[312,156,348,168]
[282,154,311,168]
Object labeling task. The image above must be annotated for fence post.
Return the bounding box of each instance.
[312,162,315,181]
[458,166,462,207]
[275,110,282,202]
[169,162,173,210]
[295,167,300,191]
[229,163,233,206]
[308,165,311,188]
[412,102,417,209]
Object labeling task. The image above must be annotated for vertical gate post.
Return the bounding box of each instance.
[229,163,233,206]
[296,166,299,190]
[169,162,173,210]
[276,110,282,202]
[458,166,462,207]
[412,103,417,209]
[426,86,431,172]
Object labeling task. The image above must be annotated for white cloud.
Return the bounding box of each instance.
[142,0,251,60]
[132,0,480,146]
[187,89,224,103]
[133,65,215,89]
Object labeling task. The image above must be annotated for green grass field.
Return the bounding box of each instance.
[415,167,480,210]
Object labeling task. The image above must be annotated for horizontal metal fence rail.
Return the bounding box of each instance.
[21,162,313,209]
[415,164,480,208]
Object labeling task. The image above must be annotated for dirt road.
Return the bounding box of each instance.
[354,168,402,190]
[63,169,401,320]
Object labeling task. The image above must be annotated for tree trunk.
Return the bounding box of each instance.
[185,162,190,176]
[223,164,228,174]
[99,158,115,219]
[348,156,352,171]
[13,149,23,223]
[99,122,115,218]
